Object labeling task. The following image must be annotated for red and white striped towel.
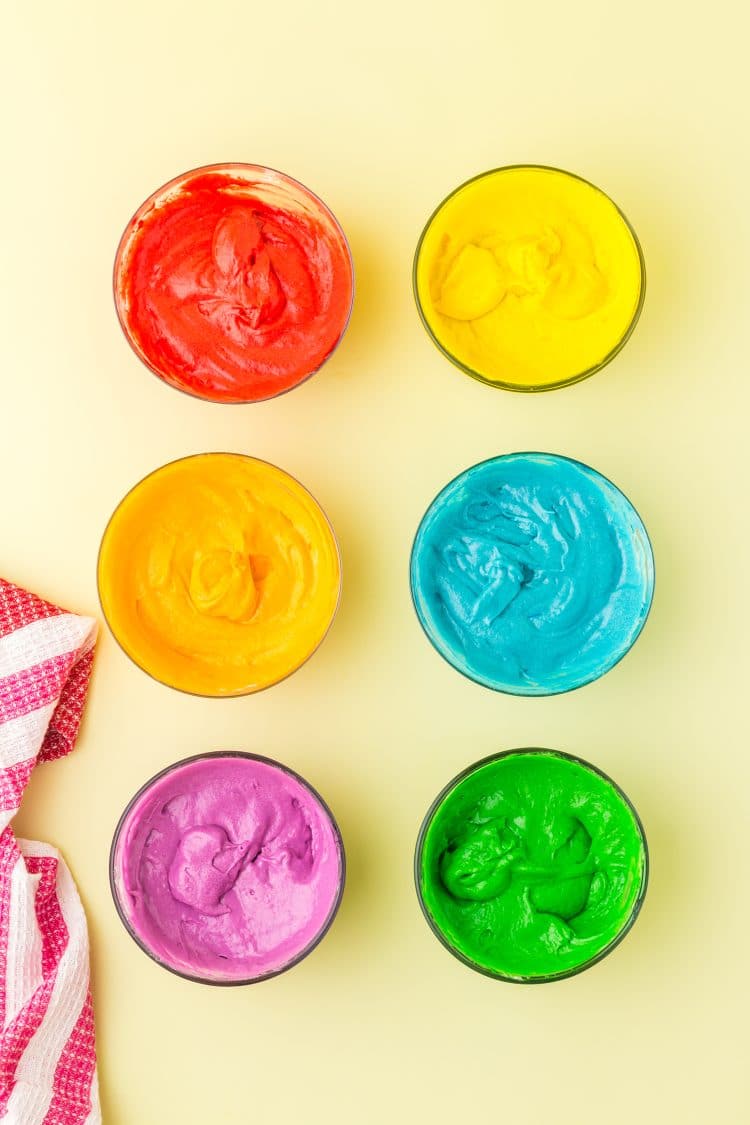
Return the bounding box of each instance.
[0,578,100,1125]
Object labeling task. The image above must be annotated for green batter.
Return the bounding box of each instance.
[417,750,647,981]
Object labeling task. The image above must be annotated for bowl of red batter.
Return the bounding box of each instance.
[113,163,354,403]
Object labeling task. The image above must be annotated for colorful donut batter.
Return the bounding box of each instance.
[111,754,344,982]
[417,750,647,981]
[414,166,644,390]
[410,453,654,695]
[114,165,353,402]
[98,454,340,695]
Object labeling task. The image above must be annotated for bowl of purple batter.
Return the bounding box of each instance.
[110,752,345,984]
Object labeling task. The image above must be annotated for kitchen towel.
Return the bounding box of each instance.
[0,578,100,1124]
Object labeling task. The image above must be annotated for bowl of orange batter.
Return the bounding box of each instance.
[97,453,341,696]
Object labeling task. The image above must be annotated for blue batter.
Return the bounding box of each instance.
[410,453,654,695]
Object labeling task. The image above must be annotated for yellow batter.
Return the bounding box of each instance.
[98,454,340,695]
[414,166,644,390]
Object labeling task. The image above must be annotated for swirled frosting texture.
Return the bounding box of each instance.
[115,166,353,403]
[418,751,647,980]
[410,454,654,695]
[415,166,643,389]
[98,454,340,696]
[112,755,343,982]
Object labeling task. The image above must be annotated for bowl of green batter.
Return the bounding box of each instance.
[415,749,648,982]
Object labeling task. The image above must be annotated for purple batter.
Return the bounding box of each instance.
[111,754,344,982]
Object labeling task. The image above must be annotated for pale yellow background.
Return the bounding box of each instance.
[2,1,747,1121]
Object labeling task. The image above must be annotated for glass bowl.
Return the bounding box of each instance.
[415,748,648,983]
[409,451,655,695]
[110,751,346,985]
[97,452,341,697]
[413,164,645,392]
[114,162,354,404]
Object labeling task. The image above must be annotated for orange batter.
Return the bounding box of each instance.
[97,454,340,695]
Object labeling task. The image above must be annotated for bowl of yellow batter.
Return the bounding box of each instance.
[97,453,341,696]
[413,165,645,392]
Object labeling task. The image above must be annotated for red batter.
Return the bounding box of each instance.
[114,165,353,403]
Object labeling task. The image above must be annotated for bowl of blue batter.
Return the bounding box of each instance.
[409,453,655,695]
